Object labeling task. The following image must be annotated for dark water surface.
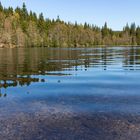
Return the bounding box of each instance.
[0,47,140,139]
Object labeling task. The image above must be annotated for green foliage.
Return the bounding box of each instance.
[101,22,110,38]
[130,23,136,36]
[124,23,130,33]
[136,27,140,45]
[0,2,140,48]
[38,13,46,32]
[22,2,28,20]
[21,21,28,32]
[0,2,3,12]
[56,15,60,22]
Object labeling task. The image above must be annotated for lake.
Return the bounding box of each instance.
[0,47,140,139]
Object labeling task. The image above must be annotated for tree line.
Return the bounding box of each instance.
[0,2,140,48]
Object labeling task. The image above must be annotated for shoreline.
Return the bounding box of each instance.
[0,44,140,49]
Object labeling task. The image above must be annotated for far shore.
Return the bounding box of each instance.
[0,43,140,49]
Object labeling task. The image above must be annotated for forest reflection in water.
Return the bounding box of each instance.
[0,46,140,98]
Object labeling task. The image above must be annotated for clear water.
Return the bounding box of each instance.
[0,47,140,115]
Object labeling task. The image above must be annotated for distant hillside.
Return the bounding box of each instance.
[0,2,140,48]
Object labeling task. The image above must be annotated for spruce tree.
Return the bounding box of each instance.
[0,2,3,12]
[102,22,109,38]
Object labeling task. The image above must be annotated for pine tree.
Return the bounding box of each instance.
[0,2,3,12]
[136,26,140,45]
[130,23,136,45]
[22,2,28,20]
[84,22,88,29]
[101,22,109,38]
[56,15,60,22]
[130,23,136,36]
[123,23,130,33]
[38,13,45,32]
[74,21,78,28]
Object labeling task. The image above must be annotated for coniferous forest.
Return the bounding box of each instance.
[0,2,140,48]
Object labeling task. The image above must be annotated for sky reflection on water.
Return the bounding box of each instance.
[0,47,140,114]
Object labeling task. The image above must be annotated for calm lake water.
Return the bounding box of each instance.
[0,46,140,115]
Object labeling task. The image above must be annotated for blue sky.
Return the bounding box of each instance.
[0,0,139,30]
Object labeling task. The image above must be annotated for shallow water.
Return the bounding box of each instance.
[0,47,140,115]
